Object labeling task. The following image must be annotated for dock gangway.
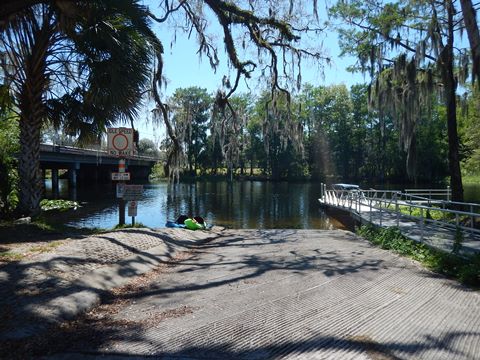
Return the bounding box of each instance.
[319,183,480,255]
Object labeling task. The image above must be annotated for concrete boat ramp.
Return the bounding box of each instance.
[2,227,478,359]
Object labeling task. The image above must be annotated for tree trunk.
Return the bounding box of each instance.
[17,24,50,216]
[459,0,480,85]
[441,1,464,202]
[188,156,193,176]
[18,116,42,216]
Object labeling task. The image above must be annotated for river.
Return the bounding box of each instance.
[44,180,346,230]
[44,180,480,230]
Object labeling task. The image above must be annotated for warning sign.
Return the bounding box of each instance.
[116,183,126,198]
[123,184,143,200]
[112,172,130,181]
[107,128,134,157]
[128,201,137,217]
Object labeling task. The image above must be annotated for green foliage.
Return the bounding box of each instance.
[330,0,467,199]
[149,162,166,181]
[300,84,354,180]
[457,253,480,285]
[152,83,454,184]
[395,205,444,220]
[0,113,19,217]
[2,1,161,215]
[137,139,160,158]
[391,204,473,228]
[357,225,479,287]
[40,199,80,212]
[170,87,212,176]
[462,174,480,184]
[414,106,450,181]
[459,87,480,176]
[254,90,305,180]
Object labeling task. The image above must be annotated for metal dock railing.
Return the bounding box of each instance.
[319,183,480,255]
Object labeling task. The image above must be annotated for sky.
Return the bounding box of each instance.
[136,1,366,142]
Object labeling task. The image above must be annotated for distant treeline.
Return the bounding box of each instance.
[158,84,479,184]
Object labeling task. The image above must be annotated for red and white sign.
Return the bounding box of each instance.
[118,159,126,173]
[107,128,134,157]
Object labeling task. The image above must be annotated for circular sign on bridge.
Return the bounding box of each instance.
[107,128,134,156]
[112,133,129,151]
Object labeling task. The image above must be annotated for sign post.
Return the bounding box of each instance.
[107,128,136,226]
[118,161,126,226]
[128,201,137,226]
[118,158,126,225]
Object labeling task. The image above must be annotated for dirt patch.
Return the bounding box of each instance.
[348,335,401,360]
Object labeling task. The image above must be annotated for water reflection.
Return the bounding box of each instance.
[43,180,343,230]
[43,180,480,230]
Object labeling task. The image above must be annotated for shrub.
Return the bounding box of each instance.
[40,199,80,212]
[0,113,19,217]
[357,225,479,287]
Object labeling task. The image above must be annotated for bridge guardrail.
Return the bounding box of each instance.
[40,144,159,161]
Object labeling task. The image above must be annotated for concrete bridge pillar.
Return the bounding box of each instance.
[68,162,80,200]
[52,168,59,199]
[41,168,46,195]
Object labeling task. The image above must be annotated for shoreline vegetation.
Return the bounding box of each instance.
[357,225,480,288]
[462,174,480,184]
[150,165,480,186]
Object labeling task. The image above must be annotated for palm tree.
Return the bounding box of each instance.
[1,1,160,216]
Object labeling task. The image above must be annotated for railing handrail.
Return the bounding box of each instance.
[321,186,480,234]
[404,188,451,192]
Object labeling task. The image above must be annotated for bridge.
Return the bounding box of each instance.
[40,144,158,195]
[319,184,480,255]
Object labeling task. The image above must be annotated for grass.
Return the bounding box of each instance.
[114,222,147,230]
[462,174,480,184]
[0,251,24,261]
[385,203,474,228]
[29,241,63,253]
[357,225,480,287]
[394,204,447,221]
